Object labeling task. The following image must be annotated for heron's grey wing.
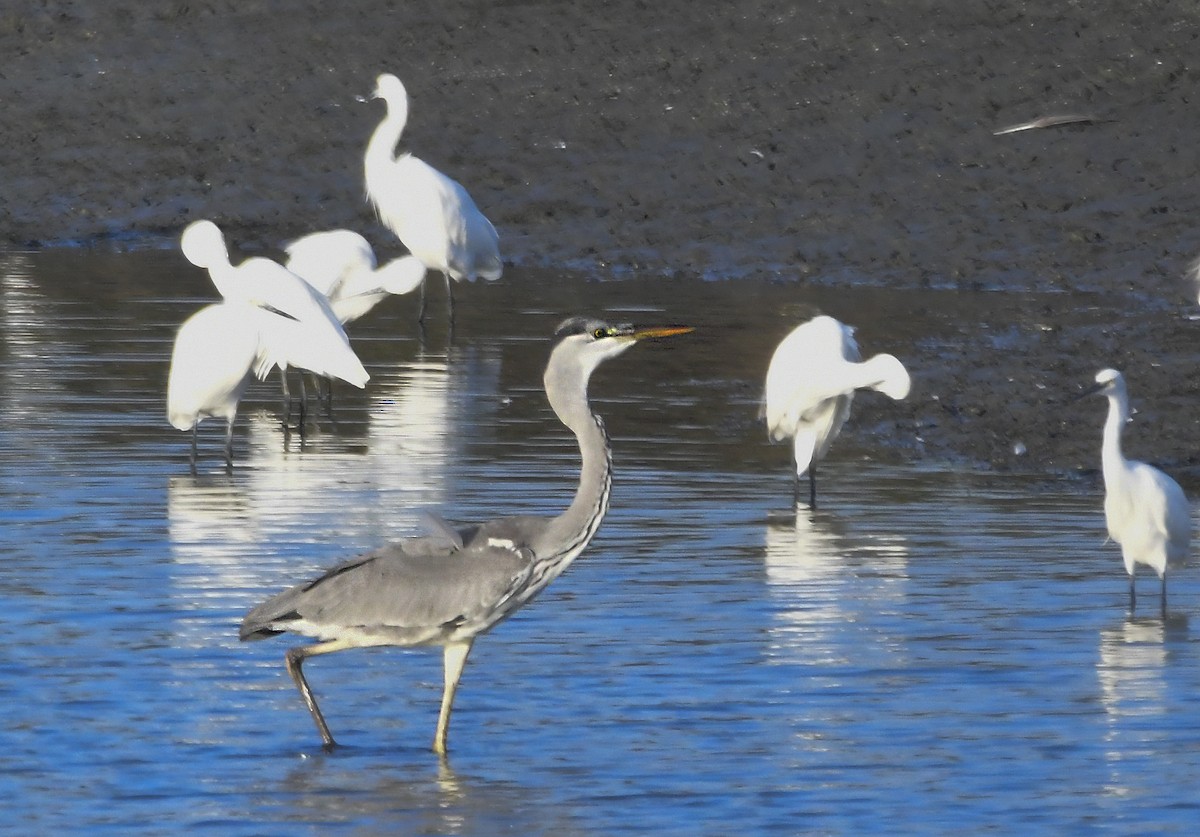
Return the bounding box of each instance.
[464,515,549,552]
[240,537,532,642]
[418,510,465,550]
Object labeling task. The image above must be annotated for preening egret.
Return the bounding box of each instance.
[763,315,911,508]
[167,302,265,470]
[180,220,369,424]
[240,317,693,755]
[1083,368,1191,614]
[284,229,427,325]
[364,73,502,322]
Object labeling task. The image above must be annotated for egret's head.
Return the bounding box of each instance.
[179,220,228,270]
[873,354,912,400]
[1080,367,1127,401]
[372,73,406,104]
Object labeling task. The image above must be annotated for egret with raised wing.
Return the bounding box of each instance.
[180,220,369,424]
[284,229,427,325]
[763,315,910,508]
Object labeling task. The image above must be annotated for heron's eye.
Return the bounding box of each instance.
[593,327,608,339]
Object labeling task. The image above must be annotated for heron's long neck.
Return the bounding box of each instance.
[537,362,612,571]
[1101,391,1128,482]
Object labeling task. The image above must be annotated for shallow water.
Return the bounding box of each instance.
[2,250,1198,834]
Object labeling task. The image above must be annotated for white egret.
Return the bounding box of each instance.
[167,302,267,470]
[180,220,370,424]
[763,315,911,508]
[284,229,427,325]
[1083,368,1190,614]
[364,73,502,323]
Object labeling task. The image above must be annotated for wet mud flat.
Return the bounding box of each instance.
[3,0,1200,474]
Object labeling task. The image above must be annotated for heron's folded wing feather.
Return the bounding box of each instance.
[241,538,531,638]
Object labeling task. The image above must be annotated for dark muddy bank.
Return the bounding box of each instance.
[3,0,1200,474]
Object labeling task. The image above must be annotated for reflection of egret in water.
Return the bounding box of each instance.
[166,345,500,750]
[240,344,501,539]
[166,345,501,644]
[1097,613,1189,799]
[167,475,269,648]
[762,509,909,670]
[0,253,67,431]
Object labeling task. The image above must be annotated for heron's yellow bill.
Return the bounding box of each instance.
[630,325,694,340]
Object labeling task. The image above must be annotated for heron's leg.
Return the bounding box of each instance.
[1161,572,1168,618]
[284,639,354,748]
[434,640,473,756]
[189,425,198,474]
[808,466,818,510]
[1128,570,1136,613]
[417,276,429,323]
[445,272,455,325]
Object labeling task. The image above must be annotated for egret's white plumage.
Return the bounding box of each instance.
[1087,368,1190,613]
[284,229,427,325]
[167,302,268,468]
[364,73,502,320]
[180,220,370,390]
[763,315,911,507]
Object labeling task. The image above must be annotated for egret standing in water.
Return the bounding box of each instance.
[284,229,427,326]
[239,317,692,755]
[180,220,369,425]
[1083,368,1190,614]
[763,315,911,508]
[167,302,266,470]
[364,73,502,323]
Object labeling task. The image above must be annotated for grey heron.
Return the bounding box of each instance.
[762,315,911,508]
[239,316,693,755]
[1082,368,1190,615]
[364,73,502,324]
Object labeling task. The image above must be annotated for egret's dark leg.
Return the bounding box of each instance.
[417,276,429,323]
[434,640,473,757]
[296,374,308,430]
[809,466,818,510]
[1161,573,1168,618]
[190,425,198,474]
[445,272,455,325]
[280,369,293,429]
[284,640,352,749]
[1128,570,1136,613]
[223,417,235,473]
